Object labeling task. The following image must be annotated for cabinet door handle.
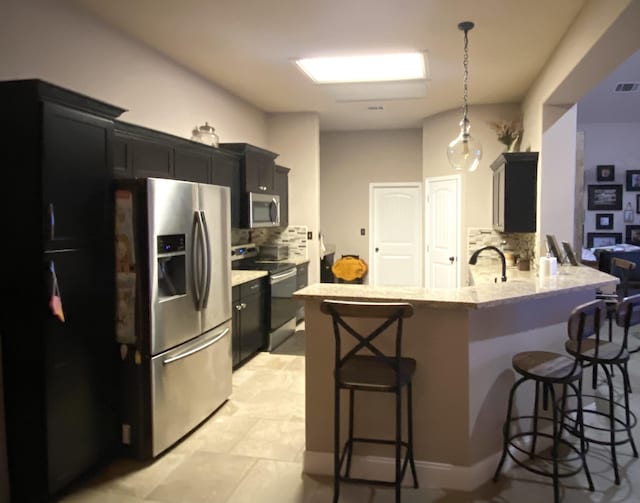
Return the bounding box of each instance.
[241,302,246,309]
[235,304,242,311]
[449,256,455,263]
[48,203,55,240]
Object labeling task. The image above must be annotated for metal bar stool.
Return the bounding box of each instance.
[562,293,640,485]
[493,299,602,503]
[597,257,636,343]
[321,300,418,503]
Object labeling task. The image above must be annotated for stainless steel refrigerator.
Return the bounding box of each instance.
[115,177,232,459]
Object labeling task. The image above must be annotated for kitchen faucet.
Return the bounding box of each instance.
[468,245,507,282]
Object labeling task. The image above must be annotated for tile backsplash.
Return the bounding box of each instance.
[467,228,536,263]
[231,225,309,260]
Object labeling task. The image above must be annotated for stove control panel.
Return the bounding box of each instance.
[231,243,258,261]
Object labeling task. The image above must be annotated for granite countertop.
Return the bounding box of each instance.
[231,270,268,287]
[294,265,618,309]
[321,244,336,258]
[289,256,310,266]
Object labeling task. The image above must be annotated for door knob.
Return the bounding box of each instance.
[449,256,455,263]
[375,247,379,252]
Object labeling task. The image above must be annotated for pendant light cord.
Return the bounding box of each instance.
[462,27,469,125]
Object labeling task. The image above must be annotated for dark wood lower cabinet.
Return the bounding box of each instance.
[232,278,267,368]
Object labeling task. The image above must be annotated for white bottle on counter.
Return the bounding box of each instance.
[539,253,558,277]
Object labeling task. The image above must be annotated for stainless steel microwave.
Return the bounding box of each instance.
[248,192,280,228]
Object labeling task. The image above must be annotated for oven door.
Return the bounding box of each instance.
[249,192,280,228]
[269,267,297,330]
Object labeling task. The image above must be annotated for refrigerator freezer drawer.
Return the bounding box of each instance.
[150,320,232,457]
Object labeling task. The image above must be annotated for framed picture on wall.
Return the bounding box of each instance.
[636,194,640,214]
[595,213,614,230]
[597,164,615,181]
[587,184,623,211]
[587,232,622,248]
[626,225,640,245]
[626,170,640,191]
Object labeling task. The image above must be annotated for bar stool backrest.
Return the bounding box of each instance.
[611,257,636,298]
[615,293,640,356]
[320,300,414,379]
[567,299,607,363]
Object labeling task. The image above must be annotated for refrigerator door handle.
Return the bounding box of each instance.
[162,327,230,365]
[192,211,203,309]
[199,210,212,310]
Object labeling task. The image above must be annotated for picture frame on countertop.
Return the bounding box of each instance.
[561,241,580,266]
[626,170,640,191]
[587,184,623,211]
[586,232,622,248]
[626,225,640,245]
[595,213,614,230]
[597,164,615,181]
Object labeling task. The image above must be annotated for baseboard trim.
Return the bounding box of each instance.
[303,430,555,492]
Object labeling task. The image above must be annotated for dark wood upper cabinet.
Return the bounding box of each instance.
[220,143,278,193]
[491,152,538,233]
[274,165,290,228]
[212,150,242,228]
[174,147,211,184]
[113,122,173,179]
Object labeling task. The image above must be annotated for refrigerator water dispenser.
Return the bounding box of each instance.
[157,234,186,298]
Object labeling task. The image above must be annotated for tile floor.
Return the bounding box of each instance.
[58,327,640,503]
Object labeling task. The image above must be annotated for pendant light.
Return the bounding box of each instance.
[447,21,482,172]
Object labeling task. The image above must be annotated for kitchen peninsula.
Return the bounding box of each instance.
[294,265,618,490]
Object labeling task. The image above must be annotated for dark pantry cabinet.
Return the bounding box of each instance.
[0,80,124,502]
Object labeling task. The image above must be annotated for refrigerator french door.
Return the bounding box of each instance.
[116,177,232,459]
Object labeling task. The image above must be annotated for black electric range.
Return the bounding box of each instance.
[231,243,296,274]
[232,258,296,275]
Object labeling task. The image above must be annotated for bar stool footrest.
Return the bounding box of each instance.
[561,392,638,444]
[504,428,589,480]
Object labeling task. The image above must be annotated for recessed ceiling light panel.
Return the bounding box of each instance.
[295,53,427,83]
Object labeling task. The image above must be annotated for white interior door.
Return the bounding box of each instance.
[425,176,460,288]
[369,183,422,286]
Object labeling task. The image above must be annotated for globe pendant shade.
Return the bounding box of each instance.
[447,130,482,172]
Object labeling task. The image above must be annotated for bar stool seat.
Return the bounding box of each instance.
[321,299,418,503]
[494,300,602,503]
[339,355,416,390]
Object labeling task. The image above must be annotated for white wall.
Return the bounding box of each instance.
[520,0,640,257]
[0,0,268,146]
[267,113,321,282]
[579,121,640,246]
[320,129,422,266]
[421,103,522,271]
[538,106,578,254]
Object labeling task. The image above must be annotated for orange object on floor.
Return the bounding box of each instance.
[332,256,368,282]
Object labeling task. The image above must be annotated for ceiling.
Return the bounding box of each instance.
[63,0,634,131]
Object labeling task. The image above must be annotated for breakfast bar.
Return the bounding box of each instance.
[294,266,618,490]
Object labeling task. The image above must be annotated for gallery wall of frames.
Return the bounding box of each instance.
[586,164,640,248]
